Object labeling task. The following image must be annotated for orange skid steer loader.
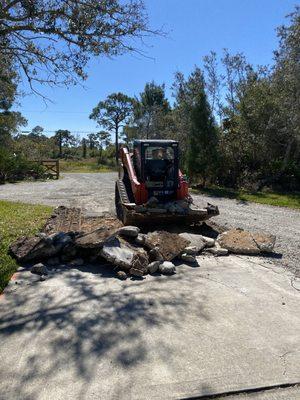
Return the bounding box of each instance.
[115,139,219,225]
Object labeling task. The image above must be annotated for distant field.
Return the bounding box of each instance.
[0,201,53,293]
[192,185,300,210]
[59,159,114,173]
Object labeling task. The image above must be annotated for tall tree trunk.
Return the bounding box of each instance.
[82,138,87,158]
[59,132,62,158]
[115,123,119,164]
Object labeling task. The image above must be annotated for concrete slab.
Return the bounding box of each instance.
[0,255,299,400]
[217,385,300,399]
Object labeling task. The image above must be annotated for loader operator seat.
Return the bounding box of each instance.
[145,147,174,182]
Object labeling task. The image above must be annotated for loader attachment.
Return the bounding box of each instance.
[115,179,219,226]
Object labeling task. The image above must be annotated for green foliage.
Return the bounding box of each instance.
[0,52,27,146]
[132,81,171,139]
[53,129,76,158]
[0,201,52,293]
[136,81,170,136]
[198,6,300,190]
[172,68,219,180]
[0,148,46,183]
[0,0,153,96]
[90,92,134,161]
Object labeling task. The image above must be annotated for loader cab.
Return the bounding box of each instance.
[133,140,179,201]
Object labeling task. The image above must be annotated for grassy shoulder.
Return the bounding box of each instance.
[191,185,300,209]
[59,159,114,173]
[0,201,53,293]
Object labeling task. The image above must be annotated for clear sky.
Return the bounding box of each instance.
[16,0,298,137]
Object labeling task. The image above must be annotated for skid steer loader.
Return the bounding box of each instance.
[115,140,219,225]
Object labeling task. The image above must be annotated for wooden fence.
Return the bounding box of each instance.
[37,159,60,179]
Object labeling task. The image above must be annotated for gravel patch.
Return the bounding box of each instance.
[1,172,299,273]
[193,193,300,274]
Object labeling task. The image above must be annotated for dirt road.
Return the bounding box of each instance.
[1,172,299,272]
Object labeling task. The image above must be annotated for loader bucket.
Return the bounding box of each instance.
[115,180,219,227]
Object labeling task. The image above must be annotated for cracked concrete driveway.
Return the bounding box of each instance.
[0,173,300,399]
[1,256,299,399]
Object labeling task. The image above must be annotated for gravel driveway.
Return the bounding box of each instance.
[1,172,299,272]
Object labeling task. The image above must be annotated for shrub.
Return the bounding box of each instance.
[0,148,45,183]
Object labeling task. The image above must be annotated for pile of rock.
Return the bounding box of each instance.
[135,196,192,215]
[8,207,276,281]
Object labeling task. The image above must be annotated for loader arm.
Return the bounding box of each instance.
[120,147,148,205]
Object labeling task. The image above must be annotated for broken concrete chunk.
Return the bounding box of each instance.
[183,246,200,255]
[118,226,140,238]
[180,253,198,264]
[9,236,59,263]
[217,229,275,255]
[149,247,164,262]
[201,236,215,248]
[135,234,146,245]
[145,231,190,261]
[252,233,276,253]
[75,226,117,249]
[131,252,149,275]
[147,261,161,274]
[129,268,145,277]
[101,236,134,269]
[165,200,189,214]
[206,243,229,256]
[31,263,49,275]
[159,261,176,275]
[179,233,206,252]
[51,232,73,251]
[145,196,159,208]
[100,236,148,271]
[42,206,82,234]
[117,271,127,280]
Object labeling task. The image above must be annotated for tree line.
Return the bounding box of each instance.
[0,1,299,191]
[90,7,300,191]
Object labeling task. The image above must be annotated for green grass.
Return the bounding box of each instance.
[59,159,114,173]
[0,201,53,293]
[191,185,300,209]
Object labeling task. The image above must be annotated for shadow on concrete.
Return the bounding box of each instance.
[0,264,210,399]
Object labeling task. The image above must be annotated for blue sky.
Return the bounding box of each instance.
[16,0,298,137]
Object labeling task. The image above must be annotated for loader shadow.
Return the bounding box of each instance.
[0,263,210,399]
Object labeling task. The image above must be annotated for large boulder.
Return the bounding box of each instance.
[9,235,58,263]
[145,231,190,261]
[217,229,276,255]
